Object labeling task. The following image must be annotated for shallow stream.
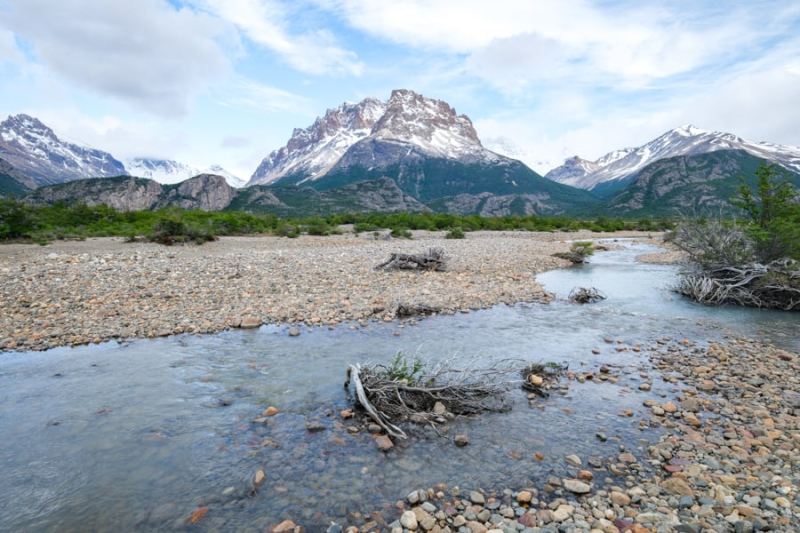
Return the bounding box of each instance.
[0,239,796,532]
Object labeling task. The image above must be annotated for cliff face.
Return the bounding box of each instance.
[27,176,164,211]
[159,174,234,211]
[27,174,236,212]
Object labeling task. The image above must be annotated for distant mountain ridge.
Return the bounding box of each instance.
[123,158,245,187]
[546,125,800,194]
[0,114,126,186]
[25,174,426,217]
[0,114,243,189]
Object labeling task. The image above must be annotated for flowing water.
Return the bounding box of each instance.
[0,239,796,532]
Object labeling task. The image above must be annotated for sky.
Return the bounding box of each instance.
[1,0,799,180]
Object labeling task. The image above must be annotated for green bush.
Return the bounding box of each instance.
[390,227,413,239]
[445,227,466,239]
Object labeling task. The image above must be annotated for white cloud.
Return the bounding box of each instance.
[1,0,232,117]
[200,0,363,76]
[0,29,22,64]
[326,0,792,89]
[214,76,314,114]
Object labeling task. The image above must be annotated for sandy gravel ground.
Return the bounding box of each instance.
[0,230,659,352]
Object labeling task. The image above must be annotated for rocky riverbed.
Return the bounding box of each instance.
[4,231,795,533]
[283,334,796,533]
[0,230,651,352]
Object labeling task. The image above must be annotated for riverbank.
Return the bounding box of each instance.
[308,334,798,533]
[0,230,657,352]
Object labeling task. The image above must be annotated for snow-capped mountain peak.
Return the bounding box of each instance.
[202,165,245,188]
[123,157,244,187]
[546,125,800,191]
[248,89,498,187]
[0,113,126,186]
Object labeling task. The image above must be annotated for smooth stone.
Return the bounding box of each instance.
[563,479,591,494]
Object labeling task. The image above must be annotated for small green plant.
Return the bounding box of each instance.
[390,227,413,239]
[379,352,428,385]
[445,227,466,239]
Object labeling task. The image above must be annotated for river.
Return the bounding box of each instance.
[0,238,796,532]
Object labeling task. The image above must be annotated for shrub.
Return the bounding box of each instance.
[390,227,413,239]
[445,227,466,239]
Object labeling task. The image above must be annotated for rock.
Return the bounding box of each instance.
[375,435,394,452]
[639,382,651,391]
[288,328,300,337]
[516,490,533,503]
[696,379,716,391]
[661,477,693,496]
[272,519,297,532]
[306,421,326,432]
[610,491,631,506]
[263,406,278,416]
[663,401,679,413]
[400,510,418,530]
[565,454,582,466]
[469,491,485,505]
[528,374,543,386]
[455,434,469,447]
[240,316,261,329]
[563,479,591,494]
[253,469,266,487]
[683,413,702,426]
[433,401,446,414]
[187,506,209,524]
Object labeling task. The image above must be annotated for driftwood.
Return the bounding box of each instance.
[674,259,800,310]
[568,287,607,304]
[395,303,441,317]
[345,365,408,439]
[344,355,514,438]
[375,248,447,271]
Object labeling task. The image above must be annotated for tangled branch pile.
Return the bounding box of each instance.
[568,286,607,303]
[375,248,447,271]
[671,217,800,310]
[344,353,513,439]
[674,259,800,310]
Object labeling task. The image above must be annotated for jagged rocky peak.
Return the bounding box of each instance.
[1,114,59,143]
[248,89,492,187]
[0,113,127,186]
[286,97,386,154]
[372,89,481,147]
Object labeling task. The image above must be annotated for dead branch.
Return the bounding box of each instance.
[345,355,517,437]
[395,303,441,317]
[375,248,447,272]
[674,259,800,310]
[345,365,408,439]
[568,287,607,303]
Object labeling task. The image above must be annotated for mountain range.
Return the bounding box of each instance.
[0,114,244,188]
[545,125,800,197]
[2,90,800,218]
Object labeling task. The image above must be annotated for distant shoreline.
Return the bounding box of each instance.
[0,230,665,352]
